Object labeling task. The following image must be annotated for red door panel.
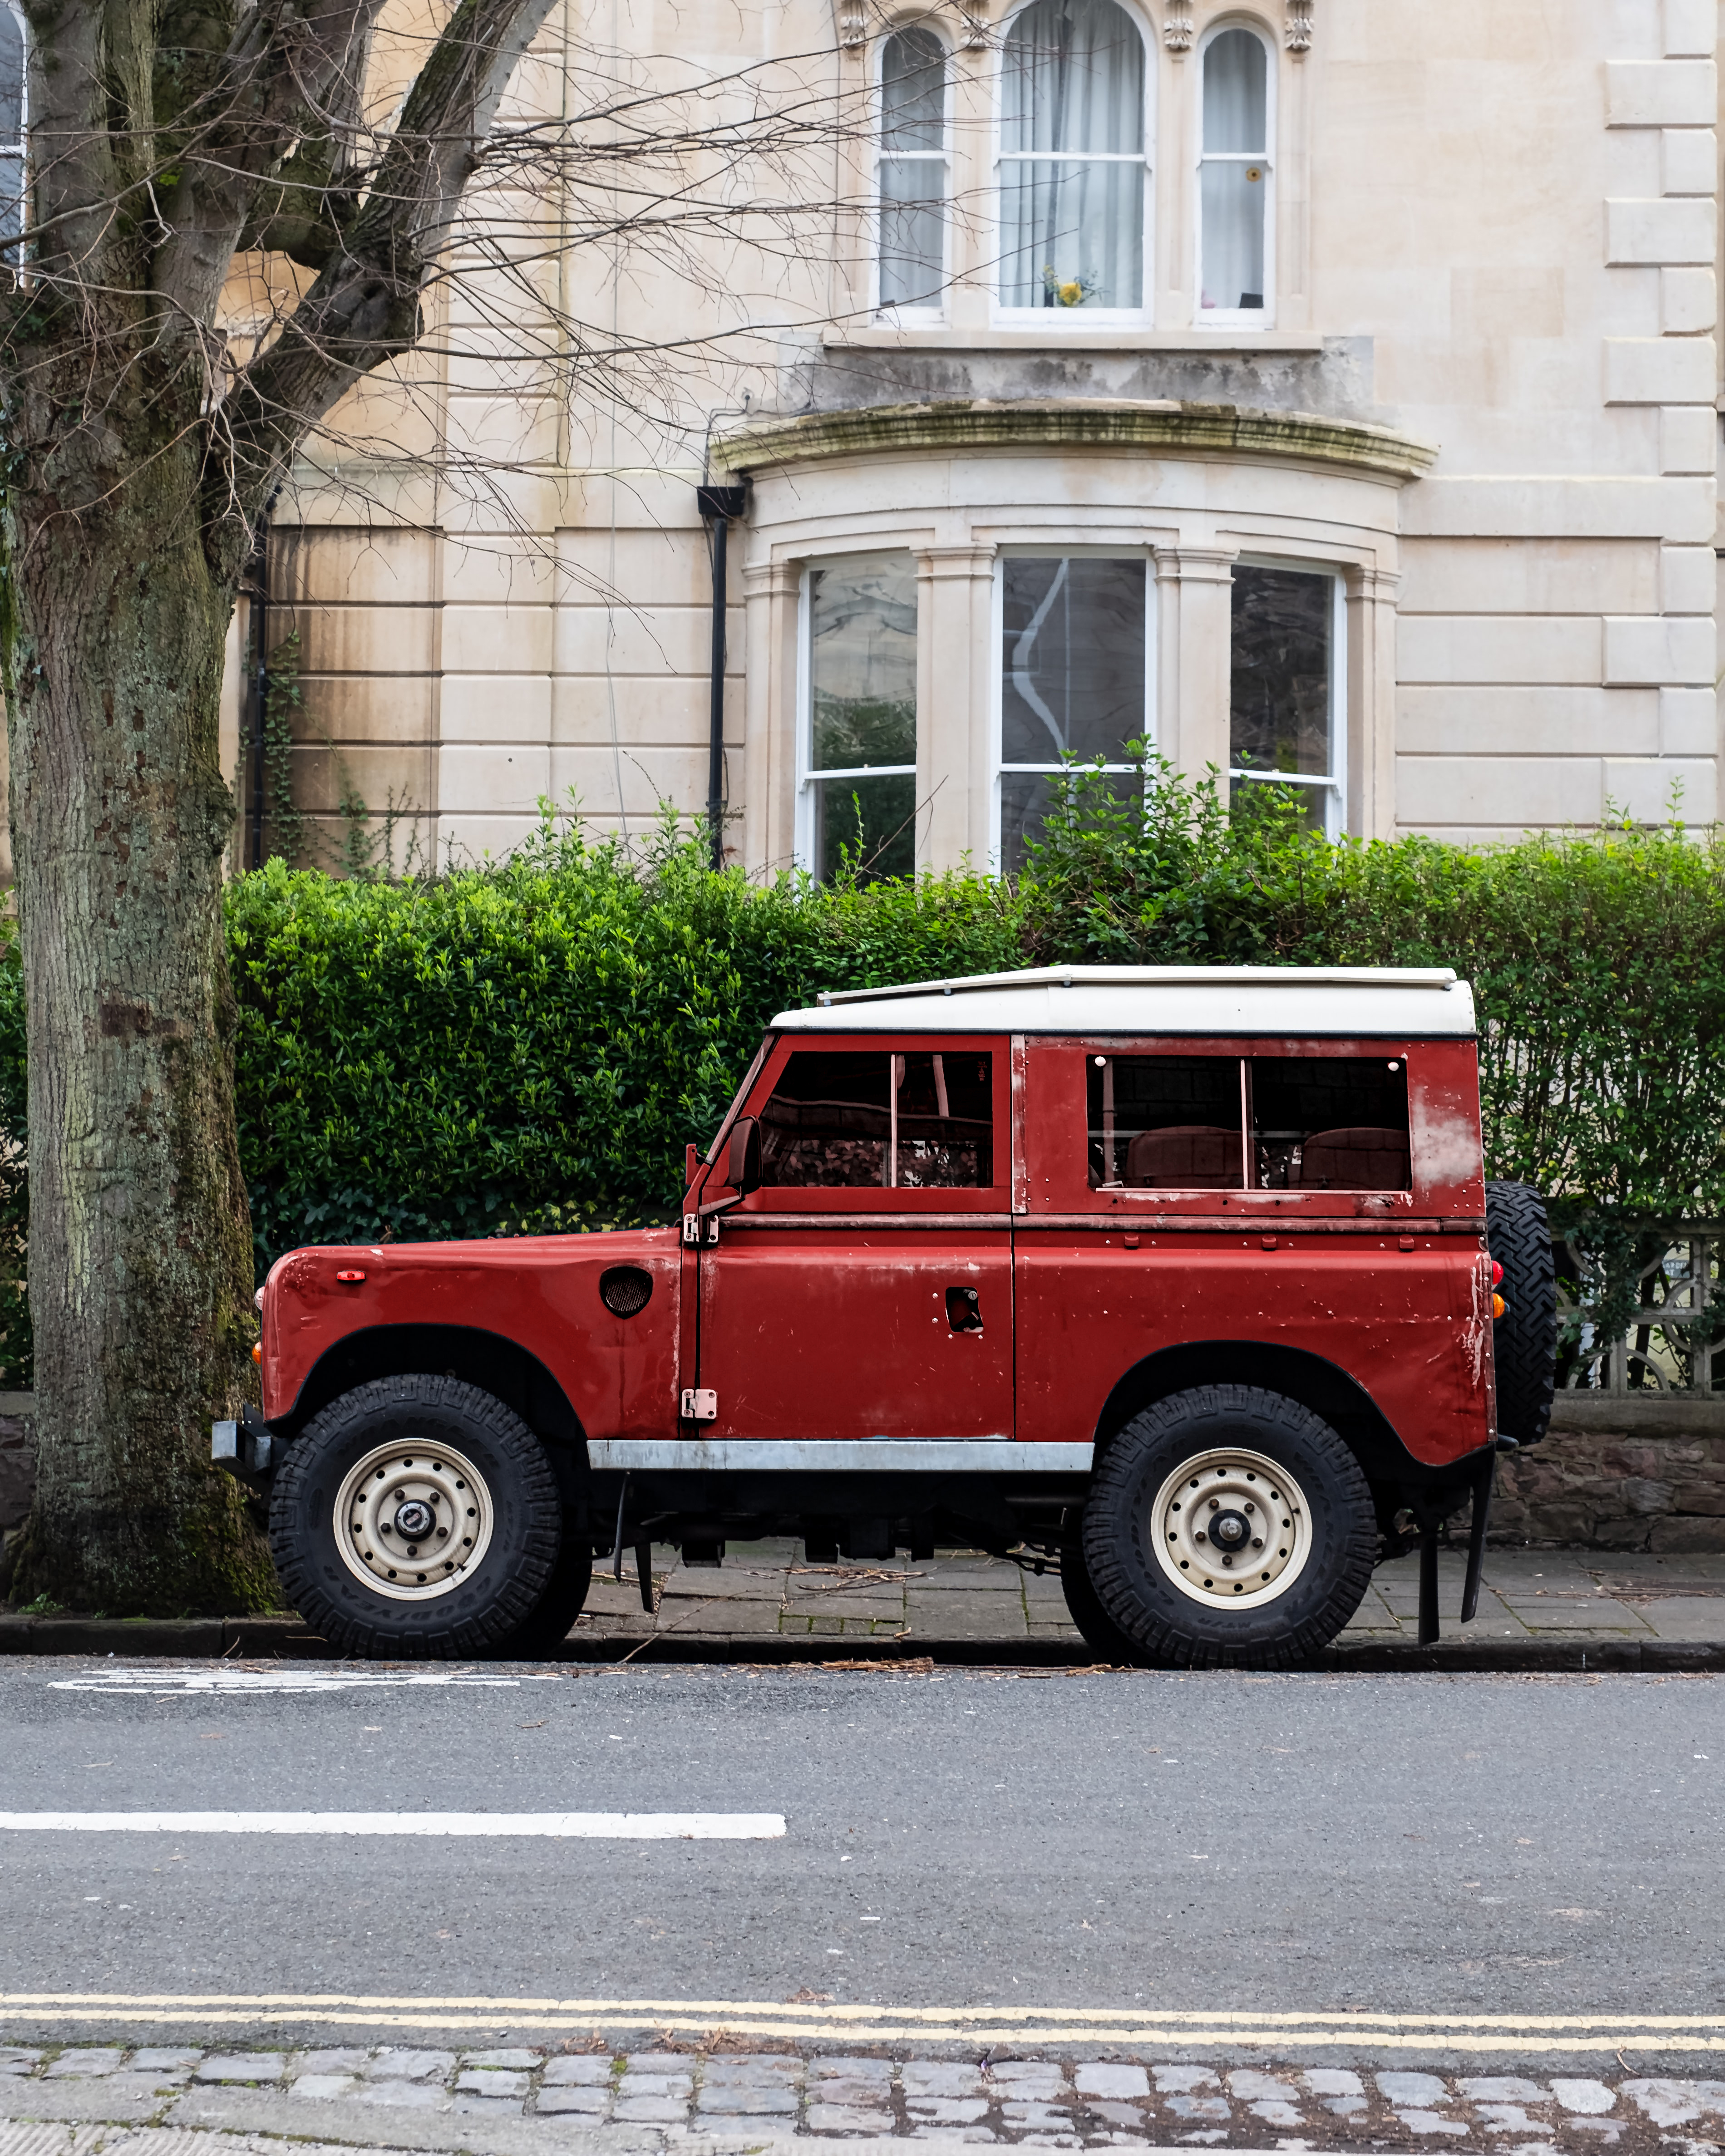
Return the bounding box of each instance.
[695,1032,1015,1441]
[1013,1036,1493,1469]
[700,1225,1013,1439]
[1013,1228,1487,1466]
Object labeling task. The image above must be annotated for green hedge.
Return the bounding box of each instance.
[0,773,1721,1391]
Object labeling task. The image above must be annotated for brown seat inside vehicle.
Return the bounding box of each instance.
[1124,1124,1243,1189]
[1297,1126,1411,1190]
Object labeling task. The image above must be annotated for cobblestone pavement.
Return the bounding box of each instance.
[0,2045,1721,2153]
[576,1544,1725,1652]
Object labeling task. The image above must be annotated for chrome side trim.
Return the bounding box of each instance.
[587,1439,1094,1474]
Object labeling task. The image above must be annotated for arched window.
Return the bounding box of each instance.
[877,26,949,312]
[0,5,23,252]
[998,0,1147,314]
[1198,25,1271,321]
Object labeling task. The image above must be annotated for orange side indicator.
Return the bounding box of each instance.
[251,1343,262,1363]
[1491,1293,1507,1320]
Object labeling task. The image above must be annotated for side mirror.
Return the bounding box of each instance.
[727,1117,761,1196]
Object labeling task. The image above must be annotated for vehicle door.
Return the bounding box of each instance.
[696,1035,1013,1440]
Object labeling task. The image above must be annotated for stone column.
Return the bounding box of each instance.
[916,541,999,869]
[1153,545,1237,787]
[740,558,802,876]
[1344,564,1400,840]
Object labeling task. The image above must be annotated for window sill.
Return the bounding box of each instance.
[824,326,1325,353]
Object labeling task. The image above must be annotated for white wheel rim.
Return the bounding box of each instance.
[1150,1445,1312,1610]
[334,1440,495,1602]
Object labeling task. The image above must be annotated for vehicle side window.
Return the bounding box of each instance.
[896,1050,993,1187]
[1250,1056,1410,1190]
[1087,1055,1244,1190]
[759,1048,995,1188]
[760,1052,892,1186]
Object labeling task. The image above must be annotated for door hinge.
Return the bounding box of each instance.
[680,1387,719,1423]
[681,1213,722,1245]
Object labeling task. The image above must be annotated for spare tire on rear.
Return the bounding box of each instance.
[1486,1180,1557,1447]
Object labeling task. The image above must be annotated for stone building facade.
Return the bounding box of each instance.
[225,0,1725,877]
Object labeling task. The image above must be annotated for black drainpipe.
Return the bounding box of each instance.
[695,482,746,872]
[244,486,281,871]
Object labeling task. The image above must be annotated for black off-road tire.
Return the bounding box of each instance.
[271,1375,562,1659]
[1081,1386,1376,1670]
[1060,1534,1150,1666]
[1486,1181,1557,1447]
[485,1537,595,1658]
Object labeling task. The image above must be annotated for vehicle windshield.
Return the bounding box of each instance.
[705,1034,776,1165]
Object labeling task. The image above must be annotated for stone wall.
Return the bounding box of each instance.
[1492,1399,1725,1552]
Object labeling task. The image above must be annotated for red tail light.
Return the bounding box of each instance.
[336,1269,366,1283]
[1490,1260,1503,1286]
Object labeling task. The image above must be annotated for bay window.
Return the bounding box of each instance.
[996,555,1151,871]
[800,555,920,881]
[1228,564,1344,837]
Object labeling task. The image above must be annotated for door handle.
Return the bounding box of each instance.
[945,1285,984,1334]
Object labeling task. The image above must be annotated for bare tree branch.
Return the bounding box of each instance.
[216,0,558,531]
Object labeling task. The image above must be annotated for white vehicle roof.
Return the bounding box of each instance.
[773,965,1475,1038]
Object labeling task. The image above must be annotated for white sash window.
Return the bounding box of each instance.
[877,27,950,314]
[1198,25,1273,325]
[997,0,1149,317]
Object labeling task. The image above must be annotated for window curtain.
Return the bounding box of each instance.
[879,28,946,308]
[1199,29,1266,310]
[0,10,22,249]
[999,0,1143,309]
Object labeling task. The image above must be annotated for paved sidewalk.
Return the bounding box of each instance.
[0,2044,1715,2154]
[3,1548,1723,1667]
[574,1541,1725,1659]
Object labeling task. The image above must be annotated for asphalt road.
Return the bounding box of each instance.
[0,1657,1719,2066]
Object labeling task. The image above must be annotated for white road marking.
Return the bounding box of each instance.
[0,1811,784,1838]
[47,1670,542,1696]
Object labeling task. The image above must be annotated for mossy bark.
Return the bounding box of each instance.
[3,434,275,1615]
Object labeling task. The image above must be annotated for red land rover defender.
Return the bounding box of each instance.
[227,966,1557,1667]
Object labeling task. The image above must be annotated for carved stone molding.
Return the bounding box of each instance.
[1162,2,1193,50]
[713,399,1441,486]
[1285,0,1312,49]
[838,6,867,47]
[958,10,990,49]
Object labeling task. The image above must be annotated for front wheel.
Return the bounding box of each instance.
[270,1375,563,1658]
[485,1536,596,1658]
[1082,1385,1376,1669]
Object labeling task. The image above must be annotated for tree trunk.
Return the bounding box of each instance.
[4,439,276,1615]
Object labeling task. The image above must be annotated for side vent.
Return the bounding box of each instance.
[600,1265,654,1319]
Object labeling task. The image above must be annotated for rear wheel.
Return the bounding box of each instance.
[270,1375,562,1658]
[1082,1385,1376,1669]
[1486,1180,1557,1446]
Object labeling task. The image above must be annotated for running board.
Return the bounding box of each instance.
[587,1439,1095,1474]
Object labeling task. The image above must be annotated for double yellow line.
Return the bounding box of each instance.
[0,1995,1720,2052]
